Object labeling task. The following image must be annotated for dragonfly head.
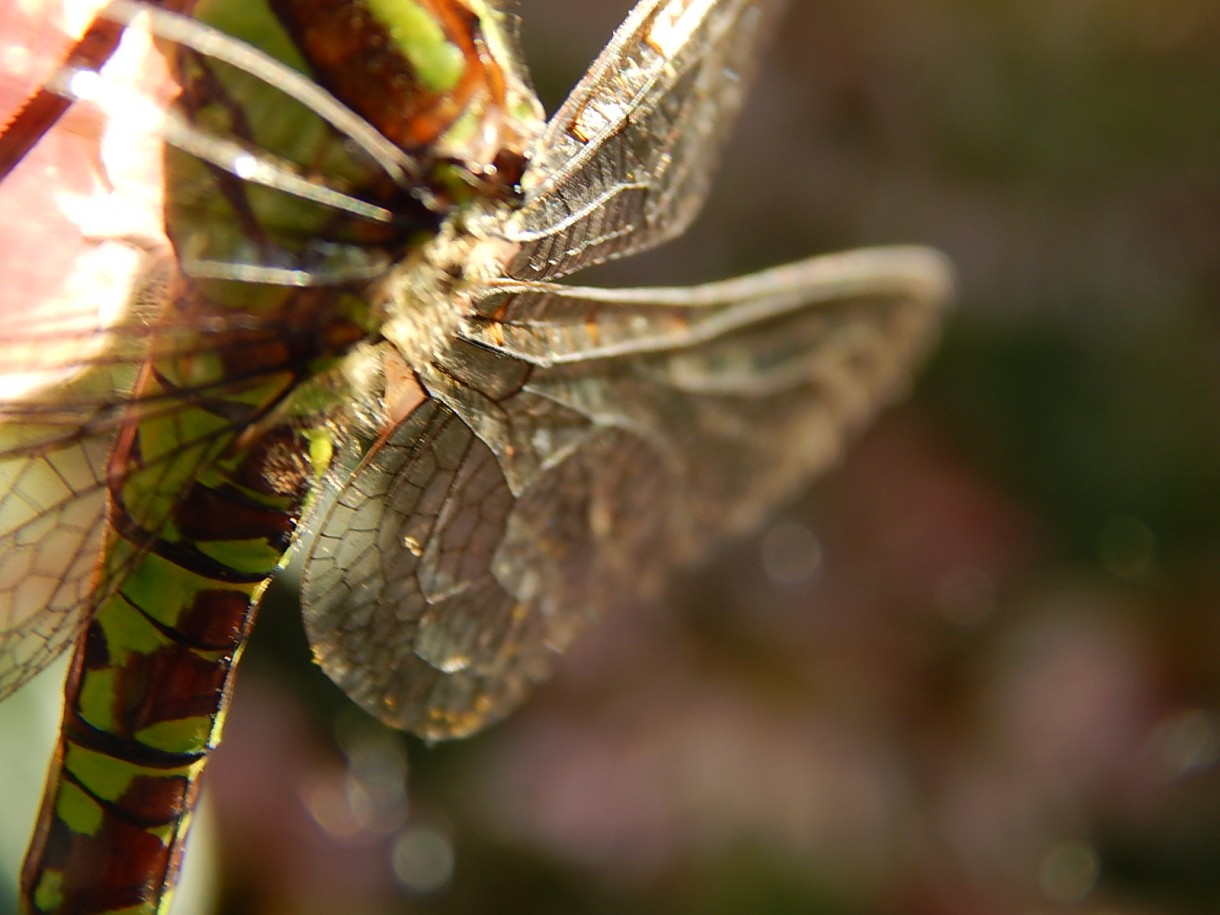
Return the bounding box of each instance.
[269,0,545,208]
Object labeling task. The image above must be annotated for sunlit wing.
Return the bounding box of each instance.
[503,0,788,280]
[301,246,953,740]
[0,0,167,697]
[0,0,411,699]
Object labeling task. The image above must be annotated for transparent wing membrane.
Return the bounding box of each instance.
[3,0,952,748]
[504,0,788,280]
[0,0,407,698]
[302,244,950,738]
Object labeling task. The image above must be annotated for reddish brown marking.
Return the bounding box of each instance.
[0,15,124,181]
[381,347,427,426]
[487,290,517,322]
[112,646,232,737]
[159,283,368,399]
[490,146,528,192]
[25,806,176,914]
[177,588,254,651]
[319,313,376,361]
[81,618,112,671]
[268,0,500,152]
[117,773,193,826]
[585,311,602,346]
[233,426,313,496]
[174,482,296,542]
[0,0,198,180]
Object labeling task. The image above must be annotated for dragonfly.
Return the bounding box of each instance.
[0,0,953,911]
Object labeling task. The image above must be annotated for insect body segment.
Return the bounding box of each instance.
[1,0,953,910]
[7,1,535,911]
[23,419,323,914]
[267,0,544,184]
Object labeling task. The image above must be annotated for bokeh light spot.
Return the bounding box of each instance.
[1038,840,1099,903]
[760,520,822,584]
[391,823,454,894]
[1146,709,1220,782]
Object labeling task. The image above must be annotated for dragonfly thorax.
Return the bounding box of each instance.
[377,207,517,370]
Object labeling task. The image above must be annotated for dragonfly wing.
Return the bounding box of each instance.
[300,246,952,740]
[0,437,108,699]
[0,1,404,698]
[0,1,161,698]
[502,0,788,280]
[301,396,538,738]
[300,364,691,740]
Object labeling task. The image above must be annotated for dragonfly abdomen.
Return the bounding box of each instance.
[22,413,325,914]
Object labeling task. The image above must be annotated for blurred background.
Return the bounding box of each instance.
[4,0,1220,912]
